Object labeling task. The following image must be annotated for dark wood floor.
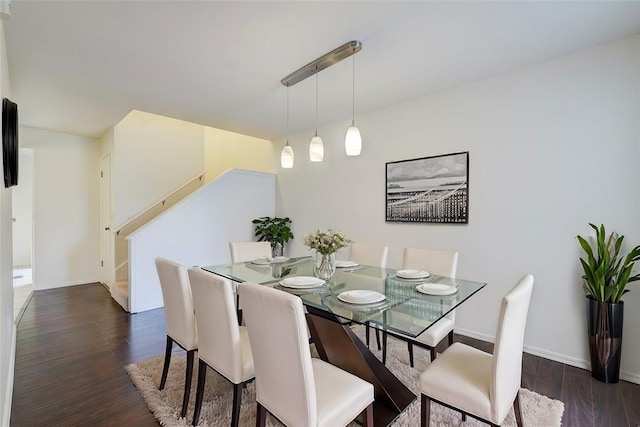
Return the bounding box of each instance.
[11,283,640,426]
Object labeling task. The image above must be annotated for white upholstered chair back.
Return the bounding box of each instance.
[403,247,458,322]
[154,257,197,350]
[490,274,534,422]
[238,283,317,426]
[188,268,246,384]
[402,247,458,278]
[349,242,389,268]
[229,241,272,263]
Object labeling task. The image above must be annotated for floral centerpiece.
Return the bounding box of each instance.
[304,229,352,279]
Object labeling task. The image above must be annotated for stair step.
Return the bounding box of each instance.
[111,281,129,312]
[114,280,128,291]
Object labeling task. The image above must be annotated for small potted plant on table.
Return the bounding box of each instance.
[577,223,640,383]
[252,216,294,258]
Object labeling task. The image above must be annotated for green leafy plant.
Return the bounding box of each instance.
[252,216,294,247]
[577,223,640,302]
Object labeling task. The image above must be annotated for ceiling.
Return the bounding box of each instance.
[5,1,640,141]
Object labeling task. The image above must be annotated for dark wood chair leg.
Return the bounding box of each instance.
[421,394,431,427]
[366,324,371,348]
[448,330,454,346]
[362,403,374,427]
[256,402,267,427]
[236,294,243,325]
[181,349,196,418]
[382,330,388,365]
[513,390,523,427]
[408,342,414,368]
[430,347,436,362]
[375,328,381,350]
[159,335,173,390]
[231,383,243,427]
[192,360,208,426]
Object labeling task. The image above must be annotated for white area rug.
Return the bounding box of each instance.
[126,333,564,427]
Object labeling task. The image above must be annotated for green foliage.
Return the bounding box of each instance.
[252,216,294,246]
[577,223,640,302]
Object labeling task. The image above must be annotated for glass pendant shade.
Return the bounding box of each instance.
[345,123,362,156]
[281,142,294,168]
[309,134,324,162]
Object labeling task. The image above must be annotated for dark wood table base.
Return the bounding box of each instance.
[306,307,416,427]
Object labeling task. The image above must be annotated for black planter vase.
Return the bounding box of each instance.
[587,296,624,383]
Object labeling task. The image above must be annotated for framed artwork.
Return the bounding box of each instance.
[386,151,469,223]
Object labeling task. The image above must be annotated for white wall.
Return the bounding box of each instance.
[204,126,275,181]
[127,169,275,312]
[21,127,101,290]
[113,110,204,228]
[0,19,13,426]
[275,36,640,382]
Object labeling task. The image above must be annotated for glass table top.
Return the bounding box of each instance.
[202,256,485,338]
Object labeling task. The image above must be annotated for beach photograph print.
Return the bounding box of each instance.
[386,151,469,223]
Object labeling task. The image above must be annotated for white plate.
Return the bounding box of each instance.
[416,283,457,296]
[394,276,430,282]
[335,260,359,268]
[279,276,325,289]
[396,269,430,279]
[251,256,290,265]
[338,290,386,304]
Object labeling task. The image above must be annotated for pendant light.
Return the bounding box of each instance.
[345,46,362,156]
[280,85,294,168]
[280,41,362,165]
[309,70,324,162]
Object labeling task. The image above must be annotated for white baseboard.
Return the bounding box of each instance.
[34,278,101,290]
[455,327,640,385]
[3,324,16,427]
[454,326,495,344]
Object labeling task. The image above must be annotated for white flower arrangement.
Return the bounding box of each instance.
[303,229,352,255]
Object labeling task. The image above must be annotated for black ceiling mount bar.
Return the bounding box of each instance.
[281,40,362,87]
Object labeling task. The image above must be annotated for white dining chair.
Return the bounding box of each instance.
[229,241,271,323]
[154,257,198,419]
[229,241,272,263]
[349,242,389,269]
[238,283,375,427]
[419,274,534,427]
[187,268,255,427]
[348,242,389,350]
[382,247,459,367]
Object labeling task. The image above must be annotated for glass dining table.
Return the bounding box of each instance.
[203,256,485,427]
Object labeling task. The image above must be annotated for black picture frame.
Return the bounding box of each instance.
[386,151,469,223]
[2,97,18,188]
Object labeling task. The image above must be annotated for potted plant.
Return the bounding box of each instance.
[252,216,294,257]
[577,223,640,383]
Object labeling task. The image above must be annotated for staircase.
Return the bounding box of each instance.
[123,169,275,313]
[110,173,206,311]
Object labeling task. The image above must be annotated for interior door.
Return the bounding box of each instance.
[12,148,34,274]
[100,154,112,287]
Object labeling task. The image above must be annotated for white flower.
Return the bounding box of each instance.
[303,229,352,255]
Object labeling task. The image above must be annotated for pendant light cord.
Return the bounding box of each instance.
[286,85,289,145]
[315,68,319,136]
[352,47,356,125]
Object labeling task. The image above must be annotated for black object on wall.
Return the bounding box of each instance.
[2,97,18,188]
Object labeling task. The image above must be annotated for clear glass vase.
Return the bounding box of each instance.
[271,242,283,258]
[314,252,336,280]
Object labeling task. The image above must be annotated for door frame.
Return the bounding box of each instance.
[100,154,113,287]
